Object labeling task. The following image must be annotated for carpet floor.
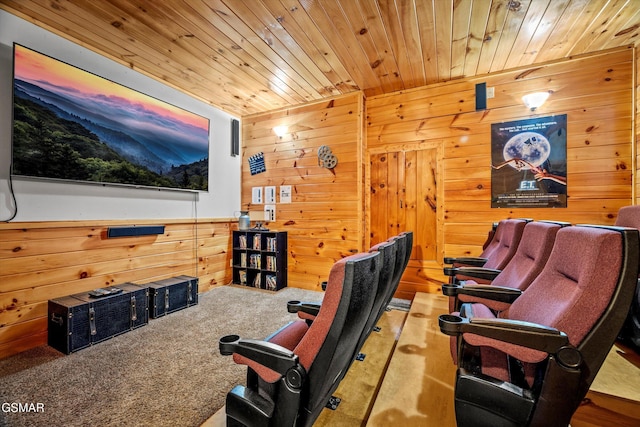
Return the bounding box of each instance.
[0,285,323,427]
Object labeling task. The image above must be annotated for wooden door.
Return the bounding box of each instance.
[370,148,439,297]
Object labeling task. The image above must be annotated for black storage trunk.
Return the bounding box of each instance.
[48,283,148,354]
[147,275,198,318]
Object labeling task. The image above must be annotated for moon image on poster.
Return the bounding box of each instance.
[503,132,551,169]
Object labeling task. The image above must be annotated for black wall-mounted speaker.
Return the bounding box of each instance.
[231,118,240,157]
[475,82,487,111]
[107,225,165,238]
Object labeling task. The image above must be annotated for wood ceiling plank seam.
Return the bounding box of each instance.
[515,0,572,68]
[585,0,640,51]
[273,0,358,93]
[476,0,511,74]
[374,0,419,89]
[69,0,275,112]
[433,0,454,81]
[462,0,492,78]
[395,0,428,87]
[181,1,314,111]
[1,0,256,114]
[535,0,608,62]
[236,0,340,96]
[335,0,400,94]
[313,0,384,91]
[502,0,553,70]
[297,0,374,91]
[195,0,321,104]
[602,7,640,48]
[575,0,637,53]
[175,0,308,106]
[108,0,289,110]
[211,0,325,102]
[76,0,246,88]
[260,0,350,94]
[355,0,406,93]
[451,0,474,79]
[413,0,439,85]
[488,0,533,72]
[564,0,623,55]
[4,1,207,89]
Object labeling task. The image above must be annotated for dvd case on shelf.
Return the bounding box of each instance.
[265,275,277,291]
[253,274,261,288]
[266,255,276,271]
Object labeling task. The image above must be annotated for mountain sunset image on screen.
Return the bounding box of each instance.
[12,44,210,191]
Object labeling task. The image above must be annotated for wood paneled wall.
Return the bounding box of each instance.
[636,43,640,204]
[367,46,634,296]
[0,219,232,359]
[241,93,364,290]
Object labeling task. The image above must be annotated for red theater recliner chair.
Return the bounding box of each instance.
[379,232,413,314]
[219,251,381,427]
[442,221,567,313]
[439,225,639,427]
[288,231,412,330]
[614,205,640,351]
[443,219,528,284]
[351,231,413,363]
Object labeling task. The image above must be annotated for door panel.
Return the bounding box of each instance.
[370,148,439,286]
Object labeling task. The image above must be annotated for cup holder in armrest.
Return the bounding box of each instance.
[441,283,461,296]
[287,300,302,313]
[219,334,240,356]
[438,314,465,336]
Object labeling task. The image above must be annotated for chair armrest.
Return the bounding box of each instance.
[219,335,300,376]
[443,256,488,268]
[444,260,489,276]
[449,267,502,282]
[456,285,523,304]
[441,284,522,304]
[438,315,569,354]
[287,300,321,317]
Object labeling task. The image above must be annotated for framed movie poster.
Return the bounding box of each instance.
[491,115,567,208]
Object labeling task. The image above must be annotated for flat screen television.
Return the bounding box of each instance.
[11,44,210,191]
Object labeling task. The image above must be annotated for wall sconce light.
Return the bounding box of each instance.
[273,125,288,137]
[522,91,550,111]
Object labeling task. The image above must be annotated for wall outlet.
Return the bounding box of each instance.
[487,87,495,98]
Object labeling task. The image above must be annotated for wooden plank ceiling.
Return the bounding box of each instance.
[2,0,639,117]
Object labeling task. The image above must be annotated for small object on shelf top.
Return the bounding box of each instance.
[250,222,269,231]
